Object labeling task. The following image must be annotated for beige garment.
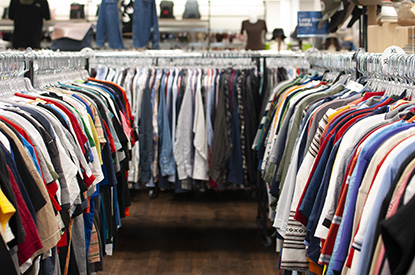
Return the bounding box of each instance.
[0,121,60,258]
[51,22,92,41]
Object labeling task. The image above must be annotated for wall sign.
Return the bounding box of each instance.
[297,11,329,38]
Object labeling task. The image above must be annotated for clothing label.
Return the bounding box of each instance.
[345,80,364,92]
[339,1,344,11]
[105,243,113,256]
[381,46,405,74]
[297,11,329,38]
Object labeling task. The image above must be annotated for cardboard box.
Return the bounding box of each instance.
[368,22,399,53]
[395,26,415,48]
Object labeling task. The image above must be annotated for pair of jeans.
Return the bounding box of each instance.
[96,0,124,49]
[133,0,160,49]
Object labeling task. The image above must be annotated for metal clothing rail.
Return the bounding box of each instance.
[356,52,415,81]
[31,50,88,75]
[8,49,415,88]
[91,50,307,59]
[90,51,311,77]
[305,50,357,74]
[21,49,90,86]
[0,51,28,79]
[304,50,415,81]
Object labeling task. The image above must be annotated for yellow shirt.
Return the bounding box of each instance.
[0,189,16,231]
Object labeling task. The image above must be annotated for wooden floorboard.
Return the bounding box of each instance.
[99,190,279,274]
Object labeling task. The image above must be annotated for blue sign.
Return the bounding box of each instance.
[297,11,329,38]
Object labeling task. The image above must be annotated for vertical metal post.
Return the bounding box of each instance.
[24,47,34,86]
[363,6,368,51]
[208,0,211,50]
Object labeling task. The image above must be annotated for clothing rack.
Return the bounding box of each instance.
[256,50,415,274]
[90,50,311,248]
[10,50,409,89]
[0,50,135,274]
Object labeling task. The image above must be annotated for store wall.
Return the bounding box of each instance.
[0,0,101,20]
[0,0,320,40]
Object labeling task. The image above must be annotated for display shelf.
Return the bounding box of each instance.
[209,42,245,48]
[160,42,208,47]
[159,19,209,32]
[0,19,95,32]
[0,17,245,49]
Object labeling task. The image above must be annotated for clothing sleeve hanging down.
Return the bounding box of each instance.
[208,71,232,184]
[192,69,209,181]
[158,70,175,178]
[174,72,195,182]
[139,72,154,184]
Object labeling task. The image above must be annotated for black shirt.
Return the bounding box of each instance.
[9,0,50,49]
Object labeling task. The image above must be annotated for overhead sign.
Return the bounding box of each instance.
[297,11,329,38]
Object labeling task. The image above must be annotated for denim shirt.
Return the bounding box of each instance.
[158,69,175,177]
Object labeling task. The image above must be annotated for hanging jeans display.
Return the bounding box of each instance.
[96,0,125,49]
[133,0,160,49]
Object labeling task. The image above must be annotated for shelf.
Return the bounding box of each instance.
[160,41,208,47]
[210,42,245,48]
[158,19,208,32]
[0,19,96,32]
[158,41,245,50]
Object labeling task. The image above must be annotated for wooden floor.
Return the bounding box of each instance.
[99,190,279,275]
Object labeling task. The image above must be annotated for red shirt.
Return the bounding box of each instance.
[8,166,43,265]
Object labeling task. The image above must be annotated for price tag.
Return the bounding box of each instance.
[345,80,364,92]
[381,46,405,73]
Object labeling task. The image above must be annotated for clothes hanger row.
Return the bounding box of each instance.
[357,52,415,83]
[91,51,309,71]
[0,51,32,96]
[356,52,415,97]
[0,49,90,96]
[31,50,89,89]
[306,51,356,76]
[92,50,305,60]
